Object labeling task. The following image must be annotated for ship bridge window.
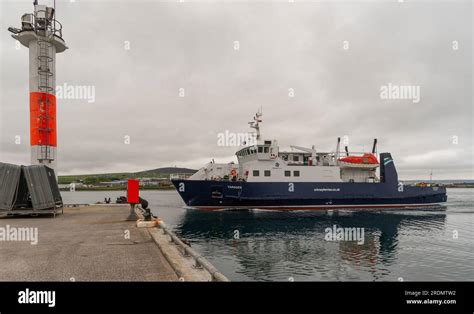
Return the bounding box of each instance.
[253,170,260,177]
[258,146,263,153]
[264,147,269,153]
[264,141,272,145]
[293,170,300,177]
[264,170,271,177]
[284,170,291,177]
[293,155,299,162]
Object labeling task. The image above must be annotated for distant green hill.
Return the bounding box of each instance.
[58,167,197,185]
[134,167,197,176]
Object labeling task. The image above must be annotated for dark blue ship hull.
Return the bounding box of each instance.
[172,153,447,210]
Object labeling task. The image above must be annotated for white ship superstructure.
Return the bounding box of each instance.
[188,111,379,184]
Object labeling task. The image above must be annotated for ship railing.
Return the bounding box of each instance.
[402,181,445,187]
[336,151,376,157]
[169,173,192,180]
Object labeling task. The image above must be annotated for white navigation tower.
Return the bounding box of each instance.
[8,1,68,173]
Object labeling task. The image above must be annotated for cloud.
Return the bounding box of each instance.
[401,149,458,165]
[0,0,472,180]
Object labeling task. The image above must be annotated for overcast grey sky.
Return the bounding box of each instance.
[0,0,472,179]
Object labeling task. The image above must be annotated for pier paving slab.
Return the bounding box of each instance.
[0,205,178,281]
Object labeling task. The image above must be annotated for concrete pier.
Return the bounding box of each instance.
[0,205,221,281]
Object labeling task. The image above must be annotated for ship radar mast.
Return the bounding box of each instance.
[248,109,263,142]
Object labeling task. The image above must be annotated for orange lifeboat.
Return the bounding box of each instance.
[338,153,379,168]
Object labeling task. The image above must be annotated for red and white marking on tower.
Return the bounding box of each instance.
[8,1,67,173]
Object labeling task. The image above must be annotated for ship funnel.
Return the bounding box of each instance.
[379,153,398,185]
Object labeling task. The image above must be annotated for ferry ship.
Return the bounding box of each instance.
[172,112,447,210]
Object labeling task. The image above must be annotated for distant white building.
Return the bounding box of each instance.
[99,180,127,187]
[138,178,160,186]
[58,182,85,189]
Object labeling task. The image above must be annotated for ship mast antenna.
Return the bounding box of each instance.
[248,109,263,142]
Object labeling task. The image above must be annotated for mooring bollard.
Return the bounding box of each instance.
[126,179,139,221]
[127,203,137,221]
[139,197,153,221]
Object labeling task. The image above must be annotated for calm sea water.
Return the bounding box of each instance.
[61,189,474,281]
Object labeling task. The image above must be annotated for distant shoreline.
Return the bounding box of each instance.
[60,186,175,192]
[60,185,474,192]
[445,185,474,188]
